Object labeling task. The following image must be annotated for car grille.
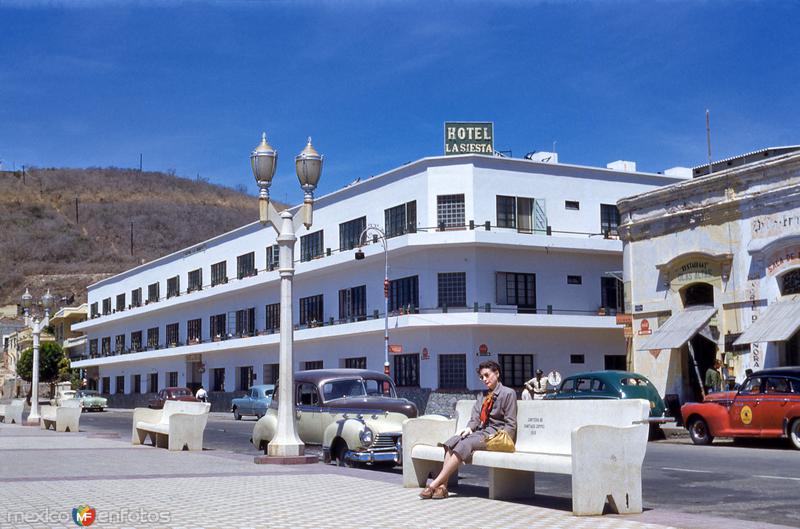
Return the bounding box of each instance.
[372,433,400,450]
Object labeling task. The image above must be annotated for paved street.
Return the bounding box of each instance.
[65,409,800,528]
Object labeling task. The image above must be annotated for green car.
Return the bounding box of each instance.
[544,370,666,418]
[74,389,108,412]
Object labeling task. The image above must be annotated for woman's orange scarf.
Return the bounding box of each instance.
[479,391,495,426]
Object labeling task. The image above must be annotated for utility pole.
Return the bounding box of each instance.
[706,109,713,175]
[21,164,25,184]
[130,222,134,255]
[139,153,143,172]
[75,197,79,223]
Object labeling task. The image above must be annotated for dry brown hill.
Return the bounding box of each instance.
[0,167,265,307]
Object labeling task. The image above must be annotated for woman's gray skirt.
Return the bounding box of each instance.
[440,430,489,462]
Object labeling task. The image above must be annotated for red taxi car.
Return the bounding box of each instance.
[681,367,800,449]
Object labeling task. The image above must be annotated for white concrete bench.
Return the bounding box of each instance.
[131,400,211,451]
[403,399,650,516]
[40,399,82,432]
[0,399,26,425]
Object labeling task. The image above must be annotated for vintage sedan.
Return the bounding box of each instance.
[147,387,199,409]
[544,370,666,418]
[682,367,800,449]
[231,384,275,420]
[252,369,418,467]
[75,390,107,412]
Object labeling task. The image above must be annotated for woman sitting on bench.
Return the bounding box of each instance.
[419,359,517,500]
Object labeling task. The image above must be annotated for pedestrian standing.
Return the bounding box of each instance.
[523,369,549,400]
[196,385,208,403]
[704,359,723,394]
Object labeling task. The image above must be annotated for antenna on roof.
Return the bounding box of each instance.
[706,109,713,175]
[552,140,557,153]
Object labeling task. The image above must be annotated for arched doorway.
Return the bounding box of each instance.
[682,282,714,307]
[681,282,717,401]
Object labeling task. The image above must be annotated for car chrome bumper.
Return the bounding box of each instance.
[345,449,401,465]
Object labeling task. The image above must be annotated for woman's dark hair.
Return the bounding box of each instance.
[476,360,501,377]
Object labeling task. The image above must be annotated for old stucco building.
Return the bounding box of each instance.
[619,147,800,404]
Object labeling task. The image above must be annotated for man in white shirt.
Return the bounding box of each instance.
[523,369,549,400]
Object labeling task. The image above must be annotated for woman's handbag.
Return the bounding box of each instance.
[486,429,515,452]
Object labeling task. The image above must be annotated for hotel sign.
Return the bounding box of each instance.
[444,122,494,155]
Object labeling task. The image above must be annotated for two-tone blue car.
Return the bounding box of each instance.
[231,384,275,420]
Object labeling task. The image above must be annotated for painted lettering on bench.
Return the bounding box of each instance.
[522,416,545,436]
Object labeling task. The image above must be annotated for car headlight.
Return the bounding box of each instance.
[359,428,374,446]
[650,401,656,409]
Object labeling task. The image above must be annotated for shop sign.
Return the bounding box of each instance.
[388,344,403,354]
[444,122,494,155]
[639,319,652,335]
[422,347,430,360]
[478,343,490,356]
[670,260,719,287]
[649,349,661,359]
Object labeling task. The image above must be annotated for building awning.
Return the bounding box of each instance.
[733,296,800,345]
[636,306,717,351]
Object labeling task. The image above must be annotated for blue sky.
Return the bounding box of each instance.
[1,1,798,204]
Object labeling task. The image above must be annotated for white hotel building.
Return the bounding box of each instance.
[72,153,685,407]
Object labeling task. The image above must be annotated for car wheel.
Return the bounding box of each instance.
[789,419,800,450]
[259,440,269,455]
[688,417,714,445]
[334,442,352,467]
[233,407,241,421]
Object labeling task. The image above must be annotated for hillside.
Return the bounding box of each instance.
[0,167,267,307]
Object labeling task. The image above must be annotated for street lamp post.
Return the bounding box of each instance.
[354,226,390,386]
[21,288,54,425]
[251,133,321,462]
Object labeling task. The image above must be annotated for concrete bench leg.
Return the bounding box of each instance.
[132,428,149,445]
[571,471,642,515]
[403,458,443,488]
[488,468,535,500]
[155,433,168,449]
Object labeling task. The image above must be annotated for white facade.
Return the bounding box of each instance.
[72,154,683,397]
[619,150,800,403]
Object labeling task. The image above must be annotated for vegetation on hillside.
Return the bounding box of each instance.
[0,167,263,306]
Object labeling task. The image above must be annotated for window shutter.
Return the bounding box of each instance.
[533,199,547,233]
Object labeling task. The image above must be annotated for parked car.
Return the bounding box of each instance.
[74,389,107,412]
[252,369,418,467]
[148,387,200,409]
[231,384,275,420]
[52,389,76,406]
[544,370,667,419]
[681,367,800,449]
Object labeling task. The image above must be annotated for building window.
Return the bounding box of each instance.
[299,294,324,325]
[601,277,624,312]
[438,272,467,308]
[498,354,534,388]
[605,354,627,370]
[235,307,256,337]
[344,356,367,369]
[166,323,179,346]
[570,354,585,364]
[131,288,142,308]
[147,282,160,303]
[263,363,279,385]
[101,337,111,356]
[167,275,180,298]
[782,270,800,295]
[149,372,158,393]
[385,201,417,238]
[496,195,516,228]
[210,313,226,340]
[339,216,366,251]
[339,285,366,321]
[566,200,580,210]
[133,374,141,394]
[438,354,466,389]
[187,318,202,343]
[300,230,324,262]
[115,375,125,394]
[304,360,323,370]
[212,368,225,392]
[168,371,178,387]
[102,297,111,315]
[567,275,582,285]
[394,353,419,387]
[390,275,419,312]
[601,204,620,236]
[131,331,142,352]
[211,261,227,286]
[437,194,465,230]
[238,366,254,391]
[188,268,203,292]
[116,293,125,312]
[266,244,280,271]
[147,327,159,348]
[89,339,98,357]
[115,334,125,353]
[496,272,536,312]
[90,302,99,318]
[101,376,110,394]
[237,252,256,279]
[265,303,280,332]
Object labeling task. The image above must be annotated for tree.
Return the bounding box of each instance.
[17,342,64,404]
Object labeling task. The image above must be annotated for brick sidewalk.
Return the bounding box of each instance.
[0,422,784,529]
